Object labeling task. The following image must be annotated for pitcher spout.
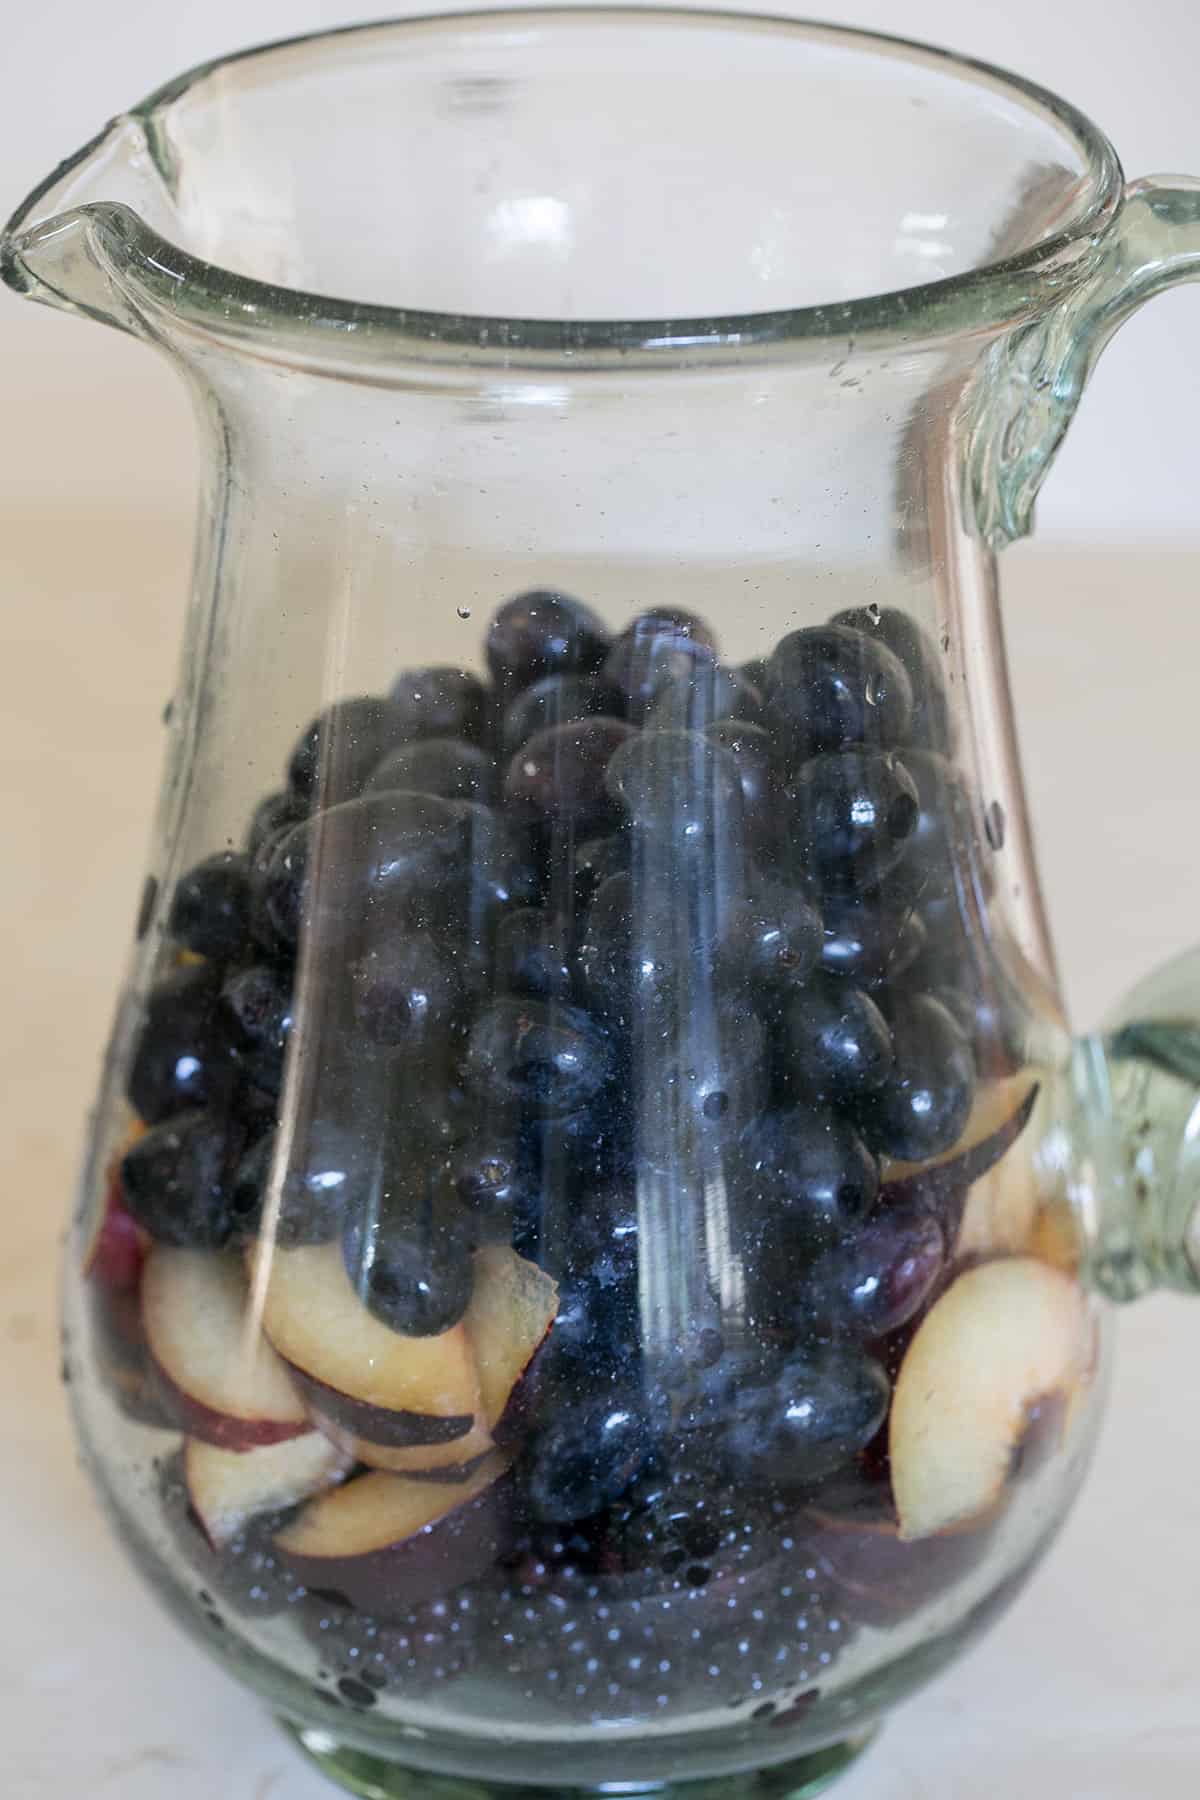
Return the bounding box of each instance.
[2,114,165,333]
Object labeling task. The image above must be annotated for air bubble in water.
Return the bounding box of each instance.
[864,673,884,707]
[456,605,472,620]
[866,602,881,625]
[985,800,1007,850]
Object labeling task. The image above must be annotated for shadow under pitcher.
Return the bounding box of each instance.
[5,10,1200,1797]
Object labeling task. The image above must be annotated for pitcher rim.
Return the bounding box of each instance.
[4,6,1126,368]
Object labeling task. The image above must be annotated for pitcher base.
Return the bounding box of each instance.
[278,1720,879,1800]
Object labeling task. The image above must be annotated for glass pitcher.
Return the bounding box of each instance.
[6,10,1199,1797]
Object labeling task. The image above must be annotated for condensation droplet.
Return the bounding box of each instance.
[985,800,1007,851]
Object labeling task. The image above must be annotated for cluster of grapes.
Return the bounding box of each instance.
[108,587,1013,1718]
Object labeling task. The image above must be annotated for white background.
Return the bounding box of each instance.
[3,8,1200,1799]
[4,0,1200,537]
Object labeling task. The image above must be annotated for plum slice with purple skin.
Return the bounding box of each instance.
[142,1248,310,1450]
[798,1474,1001,1628]
[250,1240,482,1447]
[185,1432,352,1552]
[313,1247,561,1476]
[274,1452,515,1616]
[889,1258,1092,1540]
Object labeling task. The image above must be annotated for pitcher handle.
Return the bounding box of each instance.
[969,176,1200,549]
[969,177,1200,1301]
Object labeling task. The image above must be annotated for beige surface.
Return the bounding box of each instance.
[2,518,1199,1797]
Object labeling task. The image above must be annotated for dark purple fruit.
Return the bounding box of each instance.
[733,1105,879,1250]
[245,788,308,860]
[500,674,625,757]
[606,728,744,843]
[126,963,236,1124]
[573,868,636,1019]
[877,1077,1038,1224]
[120,1109,239,1248]
[881,749,983,912]
[524,1085,634,1198]
[819,896,926,987]
[720,880,823,992]
[227,1131,274,1239]
[916,947,1026,1080]
[388,666,487,745]
[542,1191,634,1324]
[832,605,951,751]
[724,1347,890,1485]
[788,750,919,890]
[602,609,719,723]
[287,695,409,806]
[572,832,630,913]
[628,608,716,646]
[736,655,770,691]
[443,803,546,919]
[220,962,293,1094]
[342,1189,474,1337]
[780,978,893,1100]
[527,1395,656,1523]
[367,736,495,806]
[765,624,913,762]
[574,870,675,1022]
[261,791,472,947]
[453,1130,535,1228]
[466,999,614,1117]
[704,720,774,838]
[246,1117,382,1249]
[798,1205,945,1338]
[167,852,251,961]
[656,1000,768,1140]
[855,993,975,1161]
[245,804,305,958]
[541,1266,641,1384]
[350,928,464,1048]
[495,908,575,1002]
[645,664,764,734]
[486,591,610,694]
[503,718,634,827]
